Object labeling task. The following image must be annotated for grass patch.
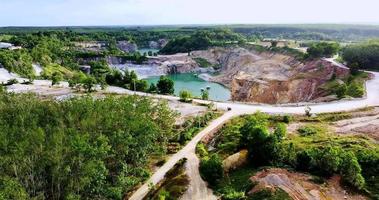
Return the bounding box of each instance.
[248,188,292,200]
[193,57,212,68]
[293,106,374,122]
[213,165,257,195]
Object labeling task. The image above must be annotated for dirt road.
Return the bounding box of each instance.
[128,111,237,200]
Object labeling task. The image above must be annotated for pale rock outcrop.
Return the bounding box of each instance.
[192,47,350,104]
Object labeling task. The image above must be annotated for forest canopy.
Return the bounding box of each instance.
[0,92,176,200]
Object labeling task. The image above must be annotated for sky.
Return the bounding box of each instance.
[1,0,379,26]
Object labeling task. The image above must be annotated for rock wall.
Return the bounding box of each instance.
[192,47,350,104]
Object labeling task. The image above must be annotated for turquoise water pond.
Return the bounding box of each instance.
[144,73,231,101]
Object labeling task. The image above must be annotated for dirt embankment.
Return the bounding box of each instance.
[250,168,367,200]
[191,47,351,104]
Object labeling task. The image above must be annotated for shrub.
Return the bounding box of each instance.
[283,115,292,124]
[135,80,148,92]
[201,90,209,100]
[306,42,340,58]
[51,72,63,85]
[340,151,365,189]
[297,125,319,136]
[335,83,347,98]
[199,154,224,186]
[147,83,158,93]
[196,143,209,159]
[223,189,246,200]
[179,90,192,102]
[296,150,313,171]
[346,82,364,98]
[273,123,287,140]
[313,146,342,175]
[157,76,174,94]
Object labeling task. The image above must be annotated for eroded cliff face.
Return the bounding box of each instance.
[192,47,350,104]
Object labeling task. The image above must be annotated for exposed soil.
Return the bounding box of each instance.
[250,168,367,200]
[287,107,379,142]
[191,47,351,104]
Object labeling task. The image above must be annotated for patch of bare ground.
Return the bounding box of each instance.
[287,107,379,142]
[332,108,379,142]
[250,168,367,200]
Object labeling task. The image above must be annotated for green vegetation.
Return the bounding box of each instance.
[248,188,291,200]
[0,92,176,199]
[174,111,221,146]
[179,90,193,102]
[297,124,326,136]
[200,112,379,199]
[201,89,209,100]
[321,72,368,99]
[306,42,340,58]
[193,57,212,68]
[157,76,175,94]
[199,154,224,186]
[342,40,379,71]
[160,29,243,54]
[0,49,34,78]
[144,159,189,200]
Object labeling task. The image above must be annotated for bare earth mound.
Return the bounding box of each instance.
[250,168,366,200]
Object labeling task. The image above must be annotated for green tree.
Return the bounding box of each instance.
[83,76,97,92]
[199,154,223,186]
[135,80,148,92]
[148,83,158,93]
[307,42,340,58]
[51,71,63,85]
[157,76,174,94]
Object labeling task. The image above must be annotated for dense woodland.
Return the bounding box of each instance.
[0,92,177,199]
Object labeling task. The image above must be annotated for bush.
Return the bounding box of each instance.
[296,150,313,171]
[196,143,209,159]
[346,82,364,98]
[223,189,246,200]
[335,83,347,98]
[313,146,342,175]
[201,90,209,100]
[199,154,224,186]
[283,115,292,124]
[148,83,158,93]
[157,76,174,94]
[135,80,148,92]
[340,151,365,189]
[179,90,192,102]
[51,72,63,85]
[297,125,319,136]
[273,123,287,140]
